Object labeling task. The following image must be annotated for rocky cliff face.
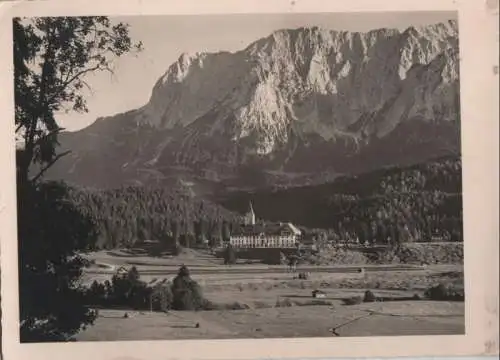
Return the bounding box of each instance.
[49,21,461,190]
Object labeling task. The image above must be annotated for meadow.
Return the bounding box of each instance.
[75,248,465,340]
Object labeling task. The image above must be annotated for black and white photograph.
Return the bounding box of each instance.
[0,0,498,359]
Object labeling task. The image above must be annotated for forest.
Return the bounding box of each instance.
[65,185,242,249]
[218,156,463,245]
[57,155,463,250]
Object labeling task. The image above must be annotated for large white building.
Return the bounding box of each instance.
[229,202,302,249]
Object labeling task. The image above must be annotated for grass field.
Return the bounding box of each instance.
[76,301,465,341]
[75,248,465,341]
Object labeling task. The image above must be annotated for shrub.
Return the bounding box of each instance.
[363,290,377,302]
[375,243,464,265]
[342,296,363,305]
[297,299,332,306]
[108,269,150,308]
[275,298,294,307]
[171,265,206,310]
[151,284,173,312]
[86,281,107,305]
[253,301,268,309]
[298,272,309,280]
[223,245,237,265]
[201,300,222,311]
[424,283,464,301]
[304,249,369,265]
[227,301,249,310]
[369,249,401,264]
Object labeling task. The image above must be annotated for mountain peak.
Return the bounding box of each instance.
[50,21,461,189]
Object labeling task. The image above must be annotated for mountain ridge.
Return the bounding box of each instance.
[48,21,461,190]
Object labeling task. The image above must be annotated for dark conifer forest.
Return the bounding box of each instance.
[57,156,463,249]
[65,186,241,249]
[218,156,463,244]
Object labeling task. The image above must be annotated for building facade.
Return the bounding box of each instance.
[229,202,302,249]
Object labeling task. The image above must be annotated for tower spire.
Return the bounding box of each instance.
[244,201,256,225]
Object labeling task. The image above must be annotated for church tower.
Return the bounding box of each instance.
[244,201,256,225]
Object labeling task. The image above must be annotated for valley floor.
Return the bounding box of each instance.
[75,249,465,341]
[75,300,464,341]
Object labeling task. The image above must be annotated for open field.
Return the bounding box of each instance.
[75,248,465,341]
[80,248,463,285]
[76,301,465,341]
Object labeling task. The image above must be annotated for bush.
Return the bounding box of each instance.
[305,249,369,265]
[201,300,222,311]
[227,301,249,310]
[369,249,401,264]
[275,298,294,307]
[375,243,464,265]
[85,268,157,310]
[87,280,107,304]
[424,283,464,301]
[107,269,152,309]
[297,299,332,306]
[85,265,213,312]
[171,265,206,310]
[298,272,309,280]
[342,296,363,305]
[223,245,237,265]
[363,290,377,302]
[151,284,173,312]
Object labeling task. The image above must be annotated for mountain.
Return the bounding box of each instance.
[47,21,461,190]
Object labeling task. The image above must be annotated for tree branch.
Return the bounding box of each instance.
[31,150,71,183]
[21,26,56,183]
[46,64,101,106]
[32,127,65,148]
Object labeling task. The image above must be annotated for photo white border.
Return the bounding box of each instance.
[0,0,498,359]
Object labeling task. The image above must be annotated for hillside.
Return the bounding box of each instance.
[46,21,460,190]
[55,156,463,250]
[217,156,463,243]
[66,186,242,249]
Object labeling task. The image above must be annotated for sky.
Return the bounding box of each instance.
[55,11,457,132]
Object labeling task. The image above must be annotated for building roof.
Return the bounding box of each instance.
[116,266,129,274]
[286,222,302,236]
[312,289,326,294]
[231,222,302,237]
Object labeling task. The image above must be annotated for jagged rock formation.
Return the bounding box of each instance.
[49,21,460,190]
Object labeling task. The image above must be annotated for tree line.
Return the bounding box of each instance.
[64,156,463,250]
[66,185,242,249]
[220,156,463,245]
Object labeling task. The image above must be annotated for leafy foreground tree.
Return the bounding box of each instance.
[18,181,98,341]
[14,16,141,342]
[14,16,142,185]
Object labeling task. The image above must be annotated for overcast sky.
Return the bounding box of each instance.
[55,11,457,132]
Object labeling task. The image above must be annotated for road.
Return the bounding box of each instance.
[84,264,425,276]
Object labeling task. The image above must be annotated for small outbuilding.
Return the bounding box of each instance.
[312,289,327,299]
